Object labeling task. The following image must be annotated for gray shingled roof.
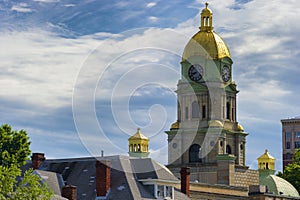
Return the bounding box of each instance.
[25,155,190,200]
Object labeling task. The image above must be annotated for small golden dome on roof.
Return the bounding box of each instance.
[128,128,149,158]
[258,149,275,160]
[128,128,149,140]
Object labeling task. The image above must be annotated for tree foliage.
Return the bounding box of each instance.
[0,124,53,199]
[278,148,300,193]
[0,124,31,168]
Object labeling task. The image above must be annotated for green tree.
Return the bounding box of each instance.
[0,124,53,199]
[0,124,31,168]
[278,148,300,193]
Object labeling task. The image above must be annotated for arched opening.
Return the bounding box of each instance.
[138,144,141,152]
[226,145,232,154]
[192,101,199,118]
[134,144,137,152]
[266,162,269,169]
[189,144,202,163]
[129,144,133,152]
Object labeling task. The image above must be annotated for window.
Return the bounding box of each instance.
[185,107,189,119]
[192,101,199,118]
[294,132,300,139]
[286,132,291,140]
[226,102,230,120]
[202,105,206,119]
[295,141,300,148]
[157,185,164,198]
[286,153,291,160]
[189,144,202,163]
[165,186,173,199]
[286,142,290,149]
[155,185,173,199]
[226,145,232,154]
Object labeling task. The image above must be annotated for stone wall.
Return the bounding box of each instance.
[234,166,259,187]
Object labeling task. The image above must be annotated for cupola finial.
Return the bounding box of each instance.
[200,2,213,32]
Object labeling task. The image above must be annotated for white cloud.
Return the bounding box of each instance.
[0,30,99,109]
[33,0,60,3]
[11,3,33,13]
[146,2,157,8]
[64,4,76,7]
[148,16,159,23]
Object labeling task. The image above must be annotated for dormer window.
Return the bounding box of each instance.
[155,184,174,200]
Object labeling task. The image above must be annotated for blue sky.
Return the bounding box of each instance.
[0,0,299,171]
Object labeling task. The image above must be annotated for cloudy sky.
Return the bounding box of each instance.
[0,0,299,171]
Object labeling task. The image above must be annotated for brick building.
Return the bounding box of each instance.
[281,117,300,169]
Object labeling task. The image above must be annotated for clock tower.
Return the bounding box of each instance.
[166,3,248,172]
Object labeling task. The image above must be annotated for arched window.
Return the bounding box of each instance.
[226,145,232,154]
[189,144,202,163]
[192,101,199,118]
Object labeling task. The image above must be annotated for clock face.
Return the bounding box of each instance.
[188,64,203,82]
[221,65,231,82]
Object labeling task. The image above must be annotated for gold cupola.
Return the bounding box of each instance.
[258,149,276,171]
[128,128,150,158]
[182,2,231,61]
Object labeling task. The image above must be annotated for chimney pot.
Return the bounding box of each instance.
[31,153,45,170]
[62,185,77,200]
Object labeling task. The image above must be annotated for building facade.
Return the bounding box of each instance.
[281,117,300,169]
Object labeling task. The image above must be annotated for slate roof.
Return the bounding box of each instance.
[25,155,189,200]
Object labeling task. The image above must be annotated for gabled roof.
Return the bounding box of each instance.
[26,155,189,200]
[33,170,64,196]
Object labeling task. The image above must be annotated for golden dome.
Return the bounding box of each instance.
[237,123,244,132]
[208,120,223,128]
[128,128,149,141]
[128,128,150,158]
[182,3,231,61]
[258,149,275,160]
[170,121,179,130]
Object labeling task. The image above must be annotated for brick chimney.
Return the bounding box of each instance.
[96,160,111,197]
[180,167,190,197]
[31,153,45,170]
[62,185,77,200]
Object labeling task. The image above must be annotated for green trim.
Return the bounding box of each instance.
[216,154,236,161]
